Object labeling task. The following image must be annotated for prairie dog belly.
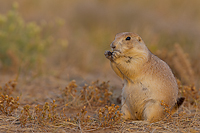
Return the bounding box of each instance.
[122,82,151,120]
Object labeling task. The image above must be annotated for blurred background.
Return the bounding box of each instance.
[0,0,199,88]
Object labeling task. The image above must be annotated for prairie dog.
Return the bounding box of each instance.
[104,32,184,122]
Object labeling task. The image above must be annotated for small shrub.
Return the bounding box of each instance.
[62,80,78,102]
[0,79,19,115]
[19,105,32,127]
[0,3,67,73]
[80,80,112,107]
[0,79,17,95]
[73,106,91,128]
[177,79,199,106]
[60,80,112,108]
[0,94,19,115]
[98,104,122,127]
[19,100,59,127]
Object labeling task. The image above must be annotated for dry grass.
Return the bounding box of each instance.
[156,44,195,85]
[0,79,123,132]
[0,77,199,132]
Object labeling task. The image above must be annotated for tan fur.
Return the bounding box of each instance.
[105,32,184,123]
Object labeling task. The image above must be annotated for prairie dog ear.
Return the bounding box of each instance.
[137,36,142,42]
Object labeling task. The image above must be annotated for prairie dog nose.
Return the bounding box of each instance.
[110,42,116,49]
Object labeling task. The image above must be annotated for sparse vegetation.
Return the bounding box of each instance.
[0,79,121,132]
[156,44,195,85]
[0,79,19,115]
[57,80,112,109]
[0,78,199,132]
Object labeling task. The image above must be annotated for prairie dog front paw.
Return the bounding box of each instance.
[104,50,113,60]
[105,51,121,61]
[112,51,121,60]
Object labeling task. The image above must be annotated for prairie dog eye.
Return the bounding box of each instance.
[138,37,142,42]
[125,36,131,40]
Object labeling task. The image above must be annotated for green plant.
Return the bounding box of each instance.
[0,3,66,72]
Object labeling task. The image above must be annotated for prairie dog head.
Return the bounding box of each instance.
[110,32,149,56]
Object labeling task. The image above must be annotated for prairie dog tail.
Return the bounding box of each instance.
[171,97,185,114]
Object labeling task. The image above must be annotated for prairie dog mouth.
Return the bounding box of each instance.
[112,49,121,53]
